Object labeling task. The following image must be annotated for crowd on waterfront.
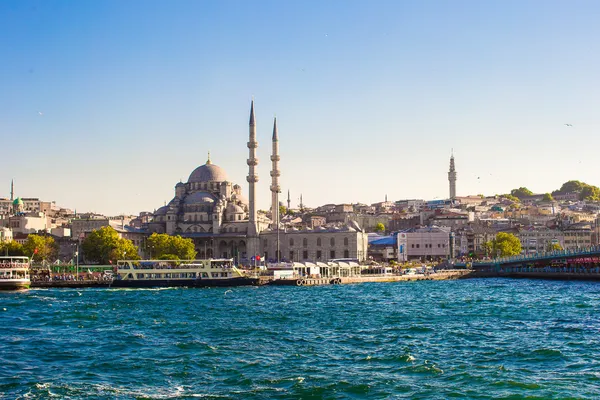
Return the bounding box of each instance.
[31,273,113,282]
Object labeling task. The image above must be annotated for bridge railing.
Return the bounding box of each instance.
[482,245,600,266]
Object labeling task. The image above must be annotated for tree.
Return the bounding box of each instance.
[580,185,600,201]
[82,226,140,264]
[0,240,24,256]
[510,187,533,199]
[489,232,522,257]
[542,193,554,202]
[546,242,562,252]
[503,194,520,203]
[374,223,385,233]
[23,234,58,262]
[279,205,287,217]
[553,180,585,195]
[146,233,197,260]
[482,241,494,257]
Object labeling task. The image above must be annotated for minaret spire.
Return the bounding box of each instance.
[10,179,14,202]
[270,117,281,229]
[206,151,211,165]
[448,152,457,200]
[246,99,260,260]
[287,189,291,210]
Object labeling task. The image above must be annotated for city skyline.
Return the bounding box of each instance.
[1,1,599,215]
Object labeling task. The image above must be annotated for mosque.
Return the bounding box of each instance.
[148,101,368,264]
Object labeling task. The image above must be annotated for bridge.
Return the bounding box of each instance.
[454,246,600,280]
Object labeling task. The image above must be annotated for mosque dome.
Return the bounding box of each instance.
[184,191,217,205]
[13,197,23,206]
[188,156,228,183]
[155,206,169,216]
[226,203,245,214]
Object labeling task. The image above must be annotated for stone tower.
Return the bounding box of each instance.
[270,117,281,229]
[246,100,260,259]
[448,152,457,200]
[287,190,291,210]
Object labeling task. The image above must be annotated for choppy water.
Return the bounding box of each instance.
[1,279,600,399]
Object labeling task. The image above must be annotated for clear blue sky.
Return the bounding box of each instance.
[1,0,599,215]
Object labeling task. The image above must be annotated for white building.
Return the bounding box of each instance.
[397,226,452,261]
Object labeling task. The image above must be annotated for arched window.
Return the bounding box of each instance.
[303,238,308,247]
[290,238,294,246]
[317,237,322,247]
[344,237,349,246]
[330,238,335,247]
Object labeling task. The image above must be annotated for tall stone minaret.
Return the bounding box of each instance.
[448,151,457,200]
[270,117,281,229]
[287,190,291,210]
[246,100,260,259]
[10,179,14,201]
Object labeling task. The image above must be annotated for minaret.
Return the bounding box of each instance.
[287,190,291,210]
[270,117,281,228]
[448,151,457,200]
[10,179,14,201]
[246,100,260,259]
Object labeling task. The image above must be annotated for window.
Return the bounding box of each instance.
[330,250,336,259]
[290,238,294,246]
[416,244,420,248]
[411,244,414,248]
[317,250,322,259]
[289,251,294,261]
[303,238,308,247]
[344,250,350,258]
[302,250,308,259]
[330,238,335,247]
[344,237,349,246]
[317,237,321,246]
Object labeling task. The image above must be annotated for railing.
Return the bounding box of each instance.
[472,246,600,266]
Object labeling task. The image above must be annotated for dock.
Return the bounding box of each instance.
[261,269,471,286]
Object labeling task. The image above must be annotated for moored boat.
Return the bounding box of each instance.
[110,258,259,288]
[0,256,31,290]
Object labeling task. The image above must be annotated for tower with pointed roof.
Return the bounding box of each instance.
[448,151,457,200]
[270,117,281,229]
[246,100,260,259]
[287,190,291,210]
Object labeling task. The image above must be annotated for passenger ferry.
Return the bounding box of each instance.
[0,256,31,290]
[111,258,259,288]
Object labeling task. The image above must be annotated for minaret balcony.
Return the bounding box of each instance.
[247,141,258,148]
[270,171,281,177]
[270,155,280,162]
[247,158,259,166]
[247,175,259,183]
[270,185,281,192]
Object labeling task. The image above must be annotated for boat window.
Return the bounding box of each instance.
[211,272,219,278]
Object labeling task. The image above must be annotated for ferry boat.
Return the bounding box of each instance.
[0,256,31,290]
[110,258,259,288]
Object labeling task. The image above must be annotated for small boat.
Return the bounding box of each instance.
[110,258,259,288]
[0,256,31,290]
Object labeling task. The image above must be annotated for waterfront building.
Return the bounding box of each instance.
[397,226,452,261]
[259,226,368,263]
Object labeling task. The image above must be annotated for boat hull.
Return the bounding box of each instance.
[110,277,259,288]
[0,279,30,290]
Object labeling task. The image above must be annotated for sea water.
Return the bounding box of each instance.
[1,279,600,399]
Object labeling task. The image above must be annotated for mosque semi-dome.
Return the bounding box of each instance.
[184,191,217,205]
[188,159,228,183]
[13,197,23,206]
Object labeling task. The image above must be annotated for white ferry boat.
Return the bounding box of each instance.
[110,258,259,288]
[0,256,31,290]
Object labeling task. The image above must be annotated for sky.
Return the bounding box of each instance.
[1,0,600,215]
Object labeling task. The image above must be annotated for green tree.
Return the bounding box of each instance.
[374,223,385,233]
[82,226,140,264]
[542,193,554,202]
[503,194,520,203]
[553,180,585,195]
[546,242,562,252]
[279,205,287,216]
[490,232,522,257]
[580,185,600,201]
[23,234,58,262]
[481,241,494,257]
[146,233,197,260]
[510,187,534,199]
[0,240,24,256]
